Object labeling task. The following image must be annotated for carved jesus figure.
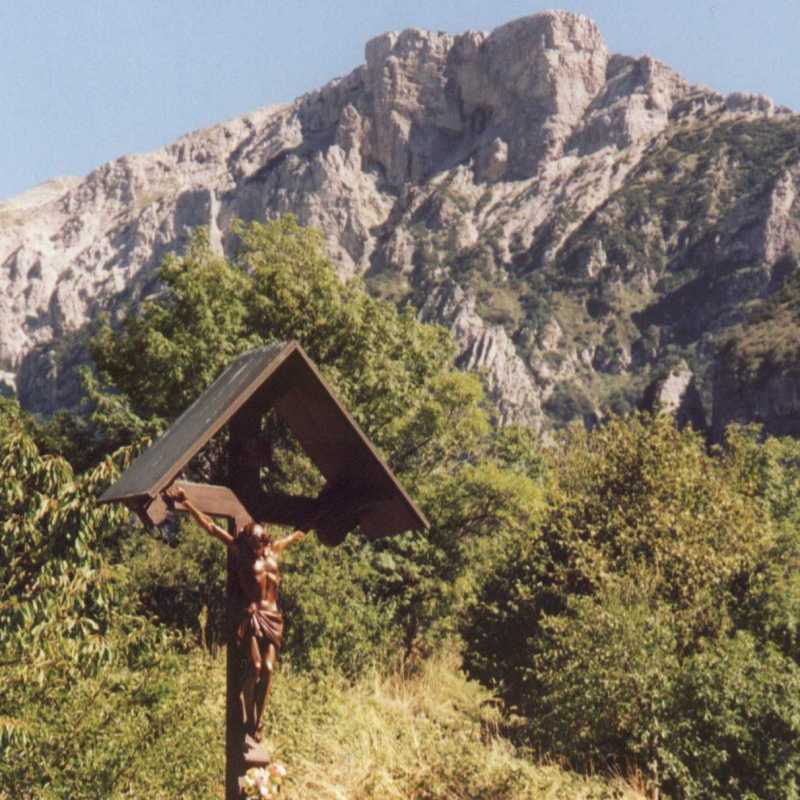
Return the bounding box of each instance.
[165,485,305,742]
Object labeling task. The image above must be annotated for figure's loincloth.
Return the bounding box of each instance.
[238,605,284,650]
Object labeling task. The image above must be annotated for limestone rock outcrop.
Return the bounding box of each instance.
[641,362,707,432]
[1,10,798,432]
[420,282,543,426]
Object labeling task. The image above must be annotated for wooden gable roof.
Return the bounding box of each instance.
[99,341,428,541]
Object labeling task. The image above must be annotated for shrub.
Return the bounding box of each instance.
[279,536,401,677]
[530,580,680,794]
[543,382,595,425]
[124,517,403,676]
[477,287,524,328]
[461,414,800,797]
[123,522,228,649]
[667,632,800,799]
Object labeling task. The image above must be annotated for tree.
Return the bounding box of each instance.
[0,217,547,797]
[88,216,544,657]
[0,398,180,795]
[461,413,800,798]
[0,399,151,679]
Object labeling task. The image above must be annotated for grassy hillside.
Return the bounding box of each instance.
[2,644,643,800]
[257,652,642,800]
[3,220,800,799]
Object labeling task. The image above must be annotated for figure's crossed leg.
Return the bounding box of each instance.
[254,643,278,741]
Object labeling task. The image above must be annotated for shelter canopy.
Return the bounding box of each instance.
[100,341,428,543]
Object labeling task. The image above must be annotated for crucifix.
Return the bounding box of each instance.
[99,342,428,799]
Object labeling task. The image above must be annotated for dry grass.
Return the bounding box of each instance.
[264,651,645,800]
[0,647,646,799]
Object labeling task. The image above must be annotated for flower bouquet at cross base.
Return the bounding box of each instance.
[241,762,287,799]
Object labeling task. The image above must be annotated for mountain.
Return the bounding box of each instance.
[2,11,799,434]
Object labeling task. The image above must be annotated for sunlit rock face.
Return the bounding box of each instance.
[2,11,798,431]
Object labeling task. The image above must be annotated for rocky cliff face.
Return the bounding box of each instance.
[712,367,800,440]
[1,11,798,432]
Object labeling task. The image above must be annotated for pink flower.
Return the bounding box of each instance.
[269,762,287,780]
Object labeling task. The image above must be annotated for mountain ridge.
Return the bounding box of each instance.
[2,10,798,433]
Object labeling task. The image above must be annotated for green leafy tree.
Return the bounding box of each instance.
[88,216,543,660]
[721,425,800,665]
[0,399,181,796]
[0,400,155,680]
[0,217,550,798]
[461,413,800,798]
[90,218,455,437]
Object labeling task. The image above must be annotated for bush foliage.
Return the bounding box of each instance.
[2,217,546,797]
[3,217,800,799]
[85,218,544,661]
[462,413,800,798]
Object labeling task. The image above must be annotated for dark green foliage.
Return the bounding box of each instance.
[526,588,800,799]
[0,399,192,797]
[1,651,225,799]
[529,581,681,786]
[365,267,411,304]
[123,519,402,676]
[721,427,800,665]
[461,414,800,798]
[123,522,228,649]
[721,260,800,384]
[90,227,258,421]
[543,381,595,425]
[669,633,800,799]
[87,216,541,660]
[477,286,523,328]
[0,400,159,679]
[279,536,400,676]
[6,211,800,798]
[33,367,164,472]
[604,386,636,416]
[2,218,549,798]
[91,218,455,439]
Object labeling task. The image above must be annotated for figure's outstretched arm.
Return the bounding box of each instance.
[272,530,306,555]
[164,486,235,547]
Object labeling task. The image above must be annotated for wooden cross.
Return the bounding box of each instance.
[100,342,428,798]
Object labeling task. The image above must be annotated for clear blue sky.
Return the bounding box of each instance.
[1,0,797,201]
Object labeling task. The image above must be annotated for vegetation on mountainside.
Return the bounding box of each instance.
[584,117,800,414]
[1,217,546,797]
[0,398,196,798]
[720,255,800,383]
[86,216,542,655]
[0,399,156,681]
[433,115,800,428]
[3,218,800,799]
